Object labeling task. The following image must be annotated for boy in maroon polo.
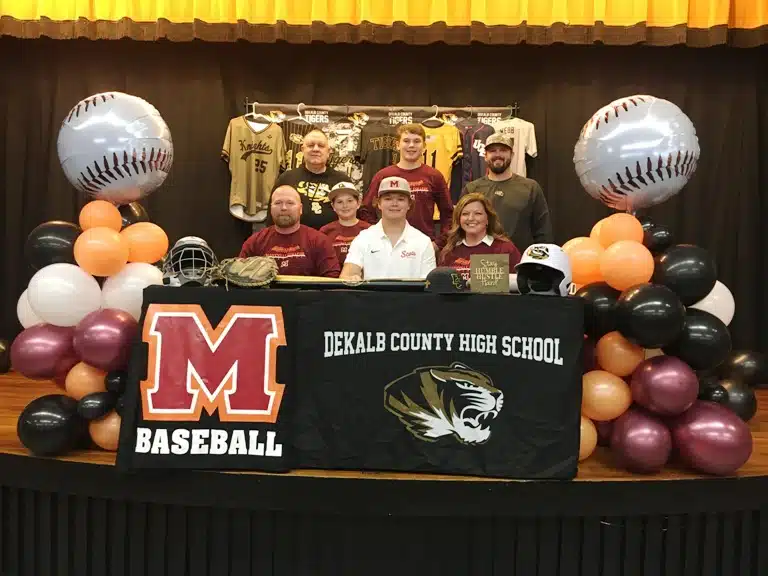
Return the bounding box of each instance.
[239,185,340,277]
[319,181,371,265]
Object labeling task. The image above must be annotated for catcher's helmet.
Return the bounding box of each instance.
[162,236,218,286]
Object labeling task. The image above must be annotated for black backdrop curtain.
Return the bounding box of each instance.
[1,37,767,354]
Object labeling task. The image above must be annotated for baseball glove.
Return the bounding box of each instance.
[207,256,279,288]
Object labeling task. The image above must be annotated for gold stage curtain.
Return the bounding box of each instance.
[0,0,767,46]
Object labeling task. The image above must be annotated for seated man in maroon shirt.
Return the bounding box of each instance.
[239,185,341,277]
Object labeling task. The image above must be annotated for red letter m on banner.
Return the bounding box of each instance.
[140,304,286,423]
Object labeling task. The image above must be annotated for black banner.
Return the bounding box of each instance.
[293,292,584,479]
[117,288,299,472]
[117,287,584,479]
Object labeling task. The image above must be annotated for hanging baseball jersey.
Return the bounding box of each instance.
[357,122,400,194]
[281,118,316,171]
[423,123,463,188]
[221,117,286,221]
[456,119,496,189]
[323,120,364,193]
[492,117,538,177]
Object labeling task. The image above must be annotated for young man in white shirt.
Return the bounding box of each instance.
[341,176,436,280]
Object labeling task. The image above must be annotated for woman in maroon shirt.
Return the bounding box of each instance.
[439,192,522,280]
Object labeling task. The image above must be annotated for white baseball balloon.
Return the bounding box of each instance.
[101,262,164,321]
[574,95,700,211]
[27,263,102,327]
[690,280,735,326]
[57,91,173,205]
[16,289,43,329]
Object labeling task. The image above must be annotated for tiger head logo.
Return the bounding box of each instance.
[349,112,370,126]
[526,245,549,260]
[441,113,459,125]
[269,111,286,122]
[384,362,504,445]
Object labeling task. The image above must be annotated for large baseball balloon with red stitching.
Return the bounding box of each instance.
[573,95,699,211]
[57,92,173,205]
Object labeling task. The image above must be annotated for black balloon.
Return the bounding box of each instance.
[77,391,118,421]
[643,224,674,254]
[17,394,88,457]
[719,378,758,422]
[115,394,126,416]
[696,369,719,390]
[638,216,655,230]
[719,350,768,388]
[24,221,81,271]
[652,244,717,306]
[119,202,150,229]
[0,339,9,373]
[663,309,732,371]
[105,371,128,395]
[698,382,729,405]
[575,282,621,339]
[615,284,686,349]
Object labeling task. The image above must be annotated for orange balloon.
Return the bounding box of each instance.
[120,222,169,264]
[596,331,645,377]
[65,361,107,400]
[599,240,654,291]
[582,370,632,421]
[597,213,644,247]
[89,411,121,451]
[590,219,606,241]
[563,236,604,285]
[74,226,129,277]
[579,416,598,461]
[79,200,122,232]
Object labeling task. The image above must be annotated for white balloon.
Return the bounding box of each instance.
[27,263,102,327]
[574,95,700,211]
[101,262,163,321]
[691,280,735,326]
[57,91,173,205]
[644,348,665,359]
[16,289,43,329]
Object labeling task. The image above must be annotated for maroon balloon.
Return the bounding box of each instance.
[610,407,672,473]
[10,324,78,379]
[672,401,753,476]
[73,309,138,372]
[11,325,76,378]
[631,356,698,416]
[595,419,614,446]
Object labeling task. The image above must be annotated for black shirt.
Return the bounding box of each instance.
[269,165,350,230]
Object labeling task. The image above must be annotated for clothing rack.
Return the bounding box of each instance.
[242,98,520,120]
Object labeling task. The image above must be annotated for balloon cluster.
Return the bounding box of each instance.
[571,213,759,476]
[11,200,168,457]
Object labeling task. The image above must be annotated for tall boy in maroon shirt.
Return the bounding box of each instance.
[360,123,453,250]
[239,185,340,277]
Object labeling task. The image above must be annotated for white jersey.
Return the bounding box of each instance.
[493,118,537,177]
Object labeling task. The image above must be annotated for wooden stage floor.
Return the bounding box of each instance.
[1,371,767,481]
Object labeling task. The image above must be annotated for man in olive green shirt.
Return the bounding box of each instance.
[462,133,553,251]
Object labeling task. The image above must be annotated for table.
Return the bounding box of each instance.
[1,375,767,575]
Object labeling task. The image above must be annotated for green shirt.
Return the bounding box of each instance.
[463,174,553,251]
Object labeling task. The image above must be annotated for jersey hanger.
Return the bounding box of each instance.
[421,105,444,128]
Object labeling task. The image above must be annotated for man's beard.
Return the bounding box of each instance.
[274,214,298,228]
[488,157,511,174]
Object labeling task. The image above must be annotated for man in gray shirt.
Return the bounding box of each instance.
[462,133,553,251]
